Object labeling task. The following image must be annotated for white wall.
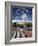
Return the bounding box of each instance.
[0,0,38,46]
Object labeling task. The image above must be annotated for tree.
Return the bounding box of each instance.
[13,22,16,28]
[30,23,32,27]
[26,23,30,28]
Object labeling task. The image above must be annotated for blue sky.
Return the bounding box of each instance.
[11,6,32,22]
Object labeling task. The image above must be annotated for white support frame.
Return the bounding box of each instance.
[5,2,37,44]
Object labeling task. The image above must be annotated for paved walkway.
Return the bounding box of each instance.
[11,30,25,38]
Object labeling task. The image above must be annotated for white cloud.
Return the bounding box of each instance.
[12,20,22,23]
[26,10,28,12]
[16,8,20,15]
[16,11,20,15]
[21,13,27,21]
[12,13,32,23]
[17,9,20,11]
[15,16,19,20]
[21,10,24,14]
[12,20,32,23]
[12,20,16,23]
